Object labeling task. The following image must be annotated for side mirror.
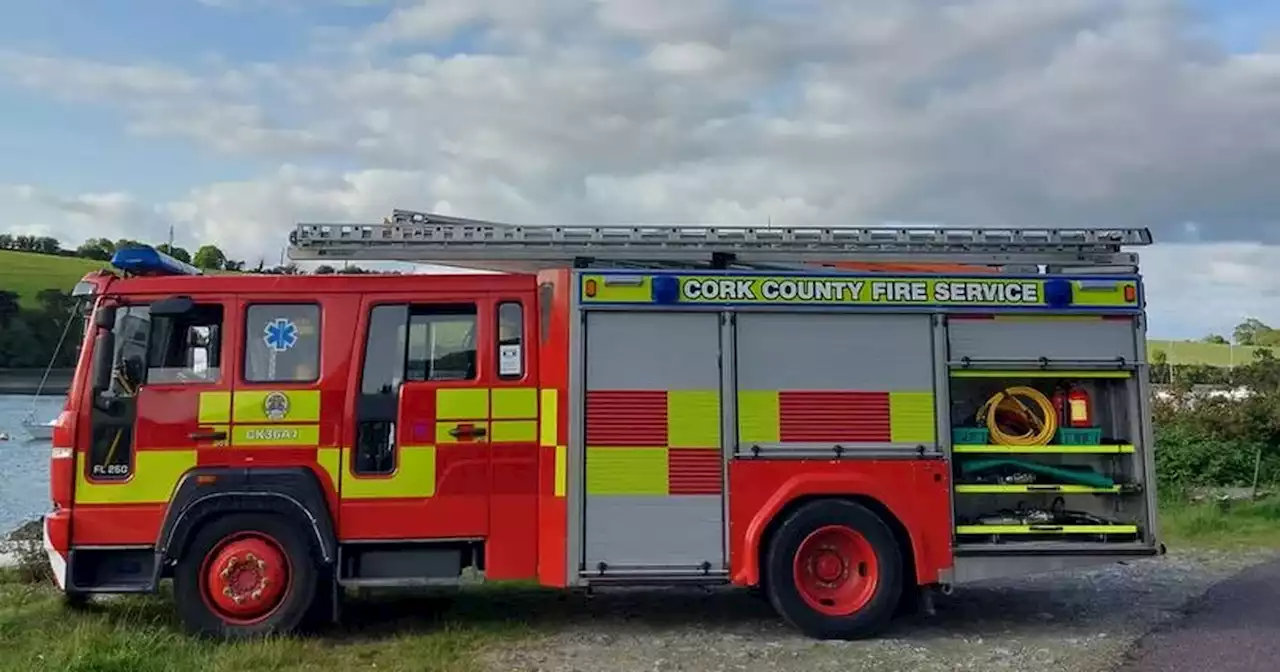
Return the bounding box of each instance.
[94,305,117,330]
[91,330,115,394]
[151,296,194,317]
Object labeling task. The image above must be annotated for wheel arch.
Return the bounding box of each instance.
[756,494,918,594]
[157,467,337,573]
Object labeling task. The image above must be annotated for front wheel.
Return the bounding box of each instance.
[173,513,319,639]
[764,499,903,640]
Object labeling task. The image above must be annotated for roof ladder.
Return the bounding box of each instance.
[286,209,1154,273]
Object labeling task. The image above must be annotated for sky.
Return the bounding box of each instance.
[1,0,1279,340]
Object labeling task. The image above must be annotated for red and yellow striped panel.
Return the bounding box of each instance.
[779,391,890,442]
[585,390,722,495]
[738,390,935,444]
[668,448,721,495]
[585,390,668,446]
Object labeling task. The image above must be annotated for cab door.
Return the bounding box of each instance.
[74,294,233,546]
[227,297,335,472]
[338,292,495,540]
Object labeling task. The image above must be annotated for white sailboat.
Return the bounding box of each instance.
[20,303,80,443]
[21,412,55,442]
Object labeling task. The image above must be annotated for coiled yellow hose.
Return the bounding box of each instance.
[976,386,1058,446]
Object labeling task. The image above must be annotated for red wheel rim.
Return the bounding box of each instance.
[792,525,880,616]
[198,532,291,625]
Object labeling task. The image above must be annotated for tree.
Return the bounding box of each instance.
[36,288,76,316]
[34,237,61,254]
[0,290,19,327]
[1202,334,1229,345]
[1234,318,1273,346]
[193,245,227,271]
[0,317,41,368]
[76,238,116,261]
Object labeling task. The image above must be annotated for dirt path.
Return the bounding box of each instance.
[479,549,1278,672]
[1117,556,1280,672]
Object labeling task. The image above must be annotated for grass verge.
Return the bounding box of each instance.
[1158,495,1280,550]
[0,571,562,672]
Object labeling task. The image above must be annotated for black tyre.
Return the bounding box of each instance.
[764,499,903,640]
[172,512,319,639]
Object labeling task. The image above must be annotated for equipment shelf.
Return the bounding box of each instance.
[955,524,1139,535]
[952,444,1135,454]
[953,484,1139,495]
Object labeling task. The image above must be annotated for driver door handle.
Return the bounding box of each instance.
[449,425,486,438]
[190,430,228,441]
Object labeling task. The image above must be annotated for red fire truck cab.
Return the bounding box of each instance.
[44,215,1164,640]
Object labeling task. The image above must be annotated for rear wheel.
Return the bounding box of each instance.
[764,499,903,640]
[173,513,319,638]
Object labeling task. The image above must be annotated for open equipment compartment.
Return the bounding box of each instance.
[943,312,1158,553]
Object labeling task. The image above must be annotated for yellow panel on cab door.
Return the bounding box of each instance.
[339,445,437,499]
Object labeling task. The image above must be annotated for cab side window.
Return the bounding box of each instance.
[243,304,321,383]
[407,305,477,382]
[108,305,152,397]
[497,301,524,379]
[146,304,224,384]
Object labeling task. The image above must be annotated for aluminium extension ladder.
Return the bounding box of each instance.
[286,208,1154,274]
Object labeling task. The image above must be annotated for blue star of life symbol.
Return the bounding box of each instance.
[264,318,299,353]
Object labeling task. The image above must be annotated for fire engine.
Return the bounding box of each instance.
[42,211,1164,640]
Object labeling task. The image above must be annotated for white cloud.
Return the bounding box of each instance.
[645,42,727,74]
[2,0,1280,336]
[0,185,168,245]
[1140,242,1280,339]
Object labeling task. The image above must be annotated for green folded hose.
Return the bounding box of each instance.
[958,458,1115,488]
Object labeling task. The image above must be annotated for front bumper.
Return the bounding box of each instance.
[42,512,69,591]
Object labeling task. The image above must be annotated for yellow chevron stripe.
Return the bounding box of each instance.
[554,445,566,497]
[668,390,720,448]
[436,388,489,419]
[339,445,437,499]
[198,391,231,424]
[889,392,936,443]
[737,391,780,443]
[492,388,537,419]
[540,389,558,447]
[491,420,537,443]
[74,450,194,505]
[586,447,667,495]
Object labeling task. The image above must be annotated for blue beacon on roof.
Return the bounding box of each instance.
[110,246,204,277]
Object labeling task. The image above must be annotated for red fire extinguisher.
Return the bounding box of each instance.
[1051,387,1068,426]
[1066,384,1092,428]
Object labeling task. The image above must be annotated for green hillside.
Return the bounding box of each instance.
[0,250,109,308]
[1147,339,1267,366]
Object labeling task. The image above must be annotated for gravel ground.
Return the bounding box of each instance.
[479,548,1279,672]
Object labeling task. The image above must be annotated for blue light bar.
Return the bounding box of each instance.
[110,246,204,277]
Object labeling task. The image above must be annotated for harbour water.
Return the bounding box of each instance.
[0,394,63,534]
